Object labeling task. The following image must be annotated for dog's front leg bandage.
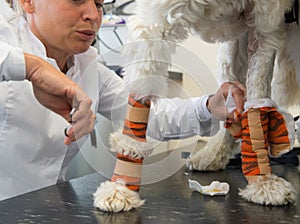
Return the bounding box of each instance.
[111,94,151,192]
[93,94,152,212]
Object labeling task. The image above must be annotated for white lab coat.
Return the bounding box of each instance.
[0,16,217,201]
[0,0,14,21]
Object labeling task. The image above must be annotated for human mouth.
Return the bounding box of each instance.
[77,30,96,41]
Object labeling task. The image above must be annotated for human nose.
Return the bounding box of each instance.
[82,0,101,22]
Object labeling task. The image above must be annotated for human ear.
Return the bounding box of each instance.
[19,0,35,13]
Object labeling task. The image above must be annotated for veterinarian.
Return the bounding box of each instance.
[0,0,96,144]
[0,0,245,201]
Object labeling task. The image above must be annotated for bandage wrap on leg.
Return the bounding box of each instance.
[111,93,151,192]
[112,154,143,192]
[93,93,152,212]
[225,99,294,180]
[122,93,150,142]
[268,109,293,157]
[225,99,295,175]
[225,98,296,205]
[241,107,271,182]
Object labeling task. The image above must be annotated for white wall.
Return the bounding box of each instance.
[182,35,219,81]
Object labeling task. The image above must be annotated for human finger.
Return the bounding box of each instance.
[63,94,95,145]
[232,81,246,92]
[64,113,96,145]
[70,90,93,122]
[229,83,246,115]
[64,125,74,145]
[73,112,96,139]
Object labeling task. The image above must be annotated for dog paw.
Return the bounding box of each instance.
[239,174,296,206]
[93,180,145,212]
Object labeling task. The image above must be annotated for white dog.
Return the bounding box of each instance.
[94,0,299,211]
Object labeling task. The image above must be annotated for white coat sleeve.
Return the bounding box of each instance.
[0,41,26,81]
[147,95,220,141]
[0,3,25,82]
[96,65,220,141]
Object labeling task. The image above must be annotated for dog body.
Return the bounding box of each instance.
[94,0,299,211]
[131,0,297,99]
[130,0,298,206]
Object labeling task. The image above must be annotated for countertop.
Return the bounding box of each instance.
[0,159,299,224]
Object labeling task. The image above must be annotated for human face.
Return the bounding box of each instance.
[25,0,103,60]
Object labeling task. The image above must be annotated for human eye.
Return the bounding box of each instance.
[69,0,103,10]
[95,0,104,10]
[69,0,85,5]
[70,0,85,3]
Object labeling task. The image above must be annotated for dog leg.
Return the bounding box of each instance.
[238,101,296,206]
[239,3,297,204]
[239,105,297,203]
[217,34,248,85]
[272,22,300,109]
[186,128,239,171]
[187,35,248,172]
[93,94,153,212]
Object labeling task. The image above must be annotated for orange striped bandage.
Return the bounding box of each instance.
[268,109,291,157]
[241,107,271,183]
[111,93,151,191]
[111,153,144,191]
[122,93,151,142]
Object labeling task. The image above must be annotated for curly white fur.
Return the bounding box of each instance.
[109,130,154,159]
[122,38,173,98]
[239,174,296,206]
[128,0,296,99]
[187,128,239,171]
[272,24,300,107]
[93,180,145,212]
[93,130,154,212]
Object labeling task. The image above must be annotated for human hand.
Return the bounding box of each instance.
[206,81,246,122]
[24,53,96,145]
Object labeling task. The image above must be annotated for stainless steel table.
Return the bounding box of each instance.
[0,160,299,224]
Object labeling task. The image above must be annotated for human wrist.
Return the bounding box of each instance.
[206,94,214,114]
[24,53,40,81]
